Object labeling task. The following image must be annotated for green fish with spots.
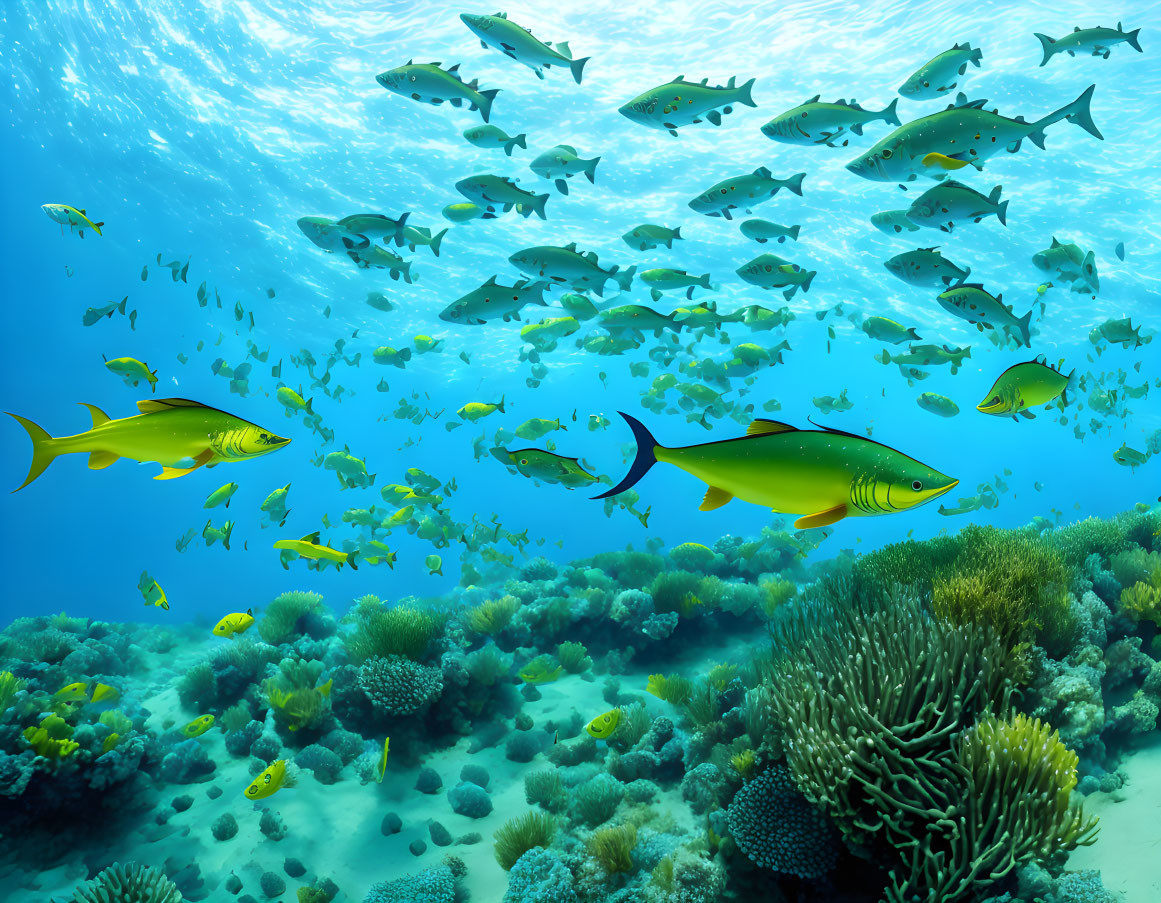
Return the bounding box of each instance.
[1035,23,1142,66]
[936,283,1032,347]
[761,95,899,147]
[619,75,757,136]
[898,43,983,100]
[8,399,289,490]
[596,413,957,529]
[375,61,500,122]
[845,87,1102,182]
[460,13,589,83]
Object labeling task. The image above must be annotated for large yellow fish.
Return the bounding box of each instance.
[180,715,215,738]
[54,682,89,704]
[596,413,957,529]
[42,203,104,238]
[244,759,294,800]
[91,683,120,704]
[7,398,290,491]
[586,708,621,739]
[273,533,358,570]
[213,608,255,638]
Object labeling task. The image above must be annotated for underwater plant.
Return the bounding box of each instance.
[646,673,693,706]
[524,769,567,812]
[262,659,333,733]
[590,823,638,874]
[572,772,624,827]
[556,640,592,673]
[494,810,557,871]
[0,669,25,712]
[344,597,442,663]
[463,594,520,637]
[23,713,79,759]
[1118,576,1161,627]
[518,655,563,685]
[258,590,327,645]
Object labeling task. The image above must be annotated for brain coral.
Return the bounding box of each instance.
[726,764,839,879]
[358,655,443,715]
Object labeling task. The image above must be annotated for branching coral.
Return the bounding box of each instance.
[345,598,442,663]
[69,862,182,903]
[886,714,1097,902]
[494,811,557,871]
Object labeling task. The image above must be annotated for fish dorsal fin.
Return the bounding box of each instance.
[557,143,577,155]
[563,241,577,252]
[78,402,111,428]
[674,74,684,82]
[807,94,820,103]
[699,486,734,511]
[300,531,321,544]
[753,165,772,178]
[746,419,797,436]
[1050,237,1061,248]
[137,397,213,414]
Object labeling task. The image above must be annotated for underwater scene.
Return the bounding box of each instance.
[2,0,1160,901]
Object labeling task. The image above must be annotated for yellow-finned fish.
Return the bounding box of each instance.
[6,398,291,491]
[180,715,215,738]
[91,683,120,704]
[976,356,1075,420]
[595,413,957,530]
[42,203,104,238]
[103,356,159,393]
[213,608,255,638]
[376,738,390,783]
[245,759,294,800]
[138,570,169,610]
[54,682,89,704]
[273,533,359,570]
[586,708,621,740]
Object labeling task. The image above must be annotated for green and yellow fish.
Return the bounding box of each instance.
[213,608,255,638]
[91,683,120,704]
[7,398,290,491]
[103,356,158,392]
[273,532,358,570]
[42,203,104,238]
[180,715,215,738]
[138,570,169,610]
[376,738,390,784]
[586,708,620,739]
[54,682,89,704]
[596,413,957,529]
[244,759,294,800]
[976,356,1075,420]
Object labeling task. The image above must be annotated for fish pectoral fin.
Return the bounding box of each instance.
[699,486,734,511]
[87,450,119,470]
[794,504,848,529]
[154,448,214,480]
[921,152,971,171]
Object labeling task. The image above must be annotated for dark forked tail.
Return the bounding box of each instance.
[592,412,659,499]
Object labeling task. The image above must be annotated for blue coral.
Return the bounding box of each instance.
[502,848,578,903]
[363,864,456,903]
[158,738,215,784]
[358,656,443,715]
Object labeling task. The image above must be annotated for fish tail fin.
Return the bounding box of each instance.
[971,45,983,66]
[1016,309,1033,348]
[1034,33,1058,66]
[789,224,801,240]
[906,328,921,341]
[881,97,901,126]
[429,228,448,257]
[995,198,1009,226]
[699,272,713,289]
[347,549,359,571]
[504,134,526,155]
[569,56,589,85]
[476,88,500,123]
[592,412,659,500]
[802,270,817,292]
[672,227,682,241]
[874,349,891,365]
[1033,84,1101,147]
[498,394,505,414]
[531,192,549,220]
[614,264,636,292]
[393,211,410,244]
[584,156,600,183]
[1126,28,1142,52]
[93,222,105,234]
[116,297,127,315]
[735,77,757,107]
[784,172,806,196]
[7,413,59,491]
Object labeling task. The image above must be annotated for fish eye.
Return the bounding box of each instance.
[719,188,727,194]
[263,774,271,783]
[881,149,893,159]
[923,81,930,87]
[409,75,416,82]
[912,480,923,491]
[800,112,807,118]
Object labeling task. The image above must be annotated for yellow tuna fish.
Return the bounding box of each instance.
[7,398,290,491]
[596,412,957,529]
[273,532,359,570]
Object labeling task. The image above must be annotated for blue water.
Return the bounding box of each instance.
[1,0,1158,627]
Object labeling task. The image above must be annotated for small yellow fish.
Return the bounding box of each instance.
[273,532,358,570]
[212,608,255,638]
[138,570,169,610]
[585,708,621,740]
[54,682,89,704]
[245,759,294,800]
[376,737,390,783]
[91,683,120,704]
[180,715,215,738]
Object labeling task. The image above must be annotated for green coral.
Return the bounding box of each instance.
[887,714,1097,902]
[98,709,133,735]
[759,577,797,618]
[767,588,1017,890]
[24,713,79,759]
[590,823,637,873]
[69,862,182,903]
[0,670,25,712]
[463,595,519,637]
[493,811,556,870]
[518,655,563,685]
[524,769,566,812]
[646,673,692,706]
[1118,573,1161,627]
[262,659,331,732]
[557,641,592,673]
[344,597,442,663]
[259,591,325,645]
